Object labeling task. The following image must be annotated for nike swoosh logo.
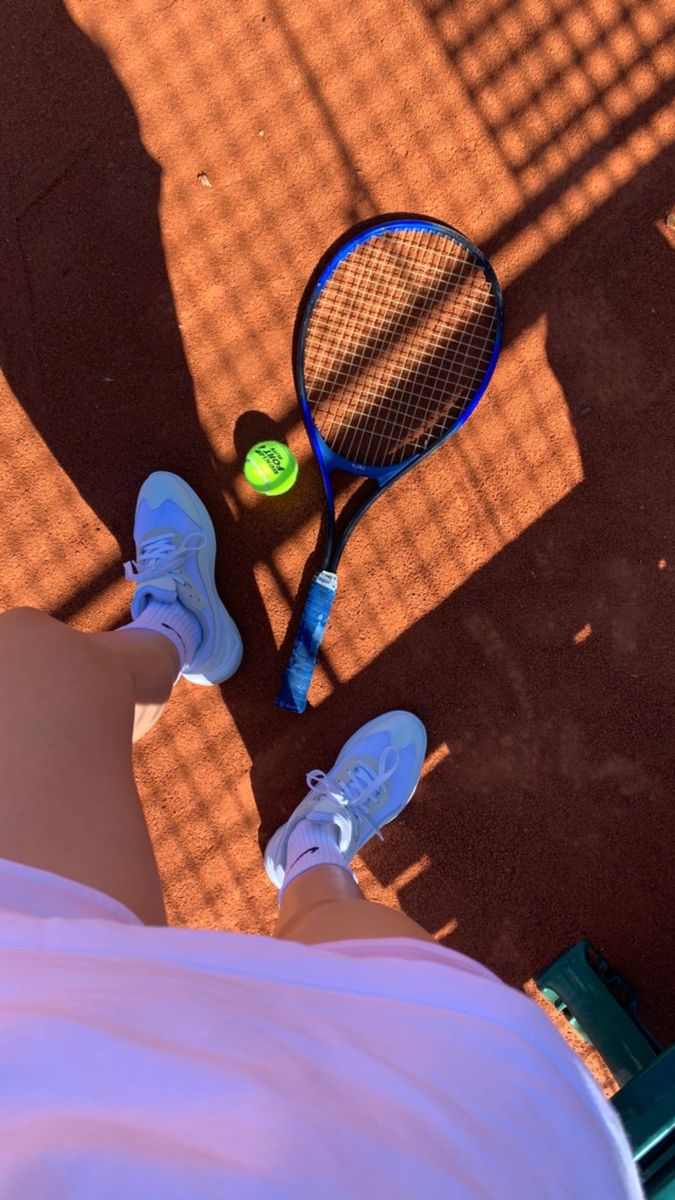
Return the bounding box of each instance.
[161,622,188,656]
[287,845,319,873]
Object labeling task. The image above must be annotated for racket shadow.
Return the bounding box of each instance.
[269,472,369,714]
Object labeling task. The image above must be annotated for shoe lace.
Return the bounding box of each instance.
[123,532,206,584]
[305,746,400,842]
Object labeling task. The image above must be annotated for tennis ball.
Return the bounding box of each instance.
[243,441,298,496]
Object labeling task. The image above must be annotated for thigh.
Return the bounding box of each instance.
[0,608,165,924]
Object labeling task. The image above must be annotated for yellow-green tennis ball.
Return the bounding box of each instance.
[243,441,298,496]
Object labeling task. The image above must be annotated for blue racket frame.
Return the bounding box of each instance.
[276,214,503,712]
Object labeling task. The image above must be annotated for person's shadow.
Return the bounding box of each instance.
[1,1,192,547]
[0,0,295,757]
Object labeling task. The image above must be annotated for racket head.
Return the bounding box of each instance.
[293,213,503,485]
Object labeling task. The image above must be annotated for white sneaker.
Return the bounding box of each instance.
[264,711,427,889]
[124,471,243,685]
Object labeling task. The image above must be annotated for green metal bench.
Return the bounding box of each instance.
[537,941,675,1198]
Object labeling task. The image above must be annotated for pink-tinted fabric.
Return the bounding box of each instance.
[0,859,641,1198]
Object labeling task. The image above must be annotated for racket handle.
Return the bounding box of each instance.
[275,570,338,713]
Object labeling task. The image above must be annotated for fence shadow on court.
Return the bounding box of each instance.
[1,0,673,1033]
[250,142,675,1038]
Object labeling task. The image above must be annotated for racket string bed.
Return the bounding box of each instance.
[304,227,497,467]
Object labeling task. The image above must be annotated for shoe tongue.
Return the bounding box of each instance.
[148,581,177,602]
[309,805,353,854]
[132,577,178,613]
[339,760,376,803]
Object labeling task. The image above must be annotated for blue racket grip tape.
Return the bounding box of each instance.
[276,570,338,713]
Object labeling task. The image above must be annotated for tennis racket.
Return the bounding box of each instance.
[276,213,503,713]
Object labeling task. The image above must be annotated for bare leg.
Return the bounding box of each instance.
[274,865,436,945]
[93,628,179,743]
[0,607,178,924]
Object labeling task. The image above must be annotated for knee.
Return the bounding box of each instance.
[0,606,55,632]
[0,607,134,704]
[0,607,77,651]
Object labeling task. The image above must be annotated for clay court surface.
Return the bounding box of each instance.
[0,0,673,1051]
